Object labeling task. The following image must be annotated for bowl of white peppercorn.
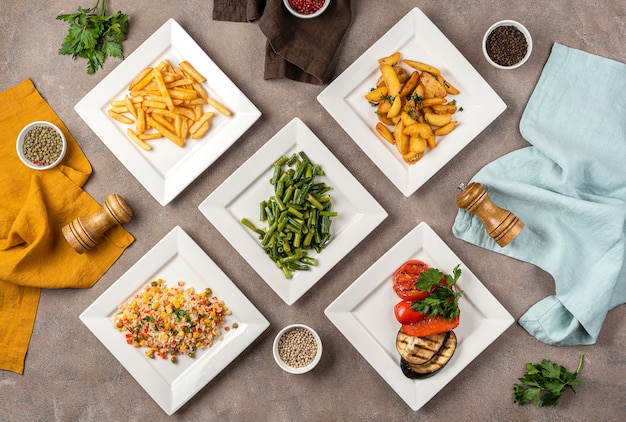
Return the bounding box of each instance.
[482,20,532,69]
[16,121,67,170]
[273,324,322,374]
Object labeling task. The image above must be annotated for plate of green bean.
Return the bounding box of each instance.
[198,118,388,305]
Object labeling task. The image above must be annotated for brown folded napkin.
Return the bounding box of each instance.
[213,0,265,22]
[0,79,134,374]
[213,0,352,84]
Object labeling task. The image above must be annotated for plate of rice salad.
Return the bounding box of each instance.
[80,226,270,415]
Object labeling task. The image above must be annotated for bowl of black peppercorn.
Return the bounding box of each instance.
[483,20,532,69]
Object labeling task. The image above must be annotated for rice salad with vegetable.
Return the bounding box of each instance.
[114,279,232,363]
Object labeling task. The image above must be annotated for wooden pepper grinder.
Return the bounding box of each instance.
[457,182,524,247]
[62,194,133,254]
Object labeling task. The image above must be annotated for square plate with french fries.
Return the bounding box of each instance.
[318,7,506,197]
[75,18,261,205]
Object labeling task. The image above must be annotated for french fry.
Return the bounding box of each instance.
[107,109,133,124]
[152,68,175,111]
[148,116,184,147]
[108,59,231,151]
[129,67,153,90]
[191,121,210,139]
[190,112,214,134]
[437,75,460,95]
[206,98,232,116]
[127,128,152,151]
[179,61,206,83]
[136,108,146,134]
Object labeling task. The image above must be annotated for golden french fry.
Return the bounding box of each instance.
[191,121,210,139]
[148,117,184,147]
[131,69,156,92]
[403,59,441,75]
[129,67,153,90]
[400,111,417,127]
[380,64,401,97]
[168,88,198,100]
[109,59,230,150]
[179,61,206,83]
[378,51,401,66]
[138,132,164,141]
[127,128,152,151]
[376,122,395,144]
[434,121,457,136]
[107,109,134,124]
[151,68,175,111]
[190,112,215,134]
[421,98,447,107]
[136,108,146,134]
[206,98,232,116]
[142,100,168,110]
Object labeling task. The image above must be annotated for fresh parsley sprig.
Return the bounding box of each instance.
[410,265,463,320]
[57,0,129,74]
[513,354,584,407]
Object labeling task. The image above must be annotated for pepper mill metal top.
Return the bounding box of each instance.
[457,182,524,247]
[62,194,133,254]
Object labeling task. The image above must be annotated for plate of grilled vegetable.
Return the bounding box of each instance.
[325,222,514,410]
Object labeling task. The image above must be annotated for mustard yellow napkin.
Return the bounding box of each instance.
[0,79,134,374]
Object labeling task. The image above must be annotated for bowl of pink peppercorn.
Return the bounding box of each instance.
[283,0,330,19]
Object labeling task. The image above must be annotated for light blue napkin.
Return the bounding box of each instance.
[453,43,626,346]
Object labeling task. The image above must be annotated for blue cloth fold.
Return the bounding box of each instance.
[453,43,626,346]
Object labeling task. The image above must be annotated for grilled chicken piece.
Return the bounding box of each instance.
[396,330,449,365]
[400,331,457,379]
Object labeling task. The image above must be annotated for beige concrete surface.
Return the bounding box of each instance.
[1,1,625,421]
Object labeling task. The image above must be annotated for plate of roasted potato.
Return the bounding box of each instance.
[75,19,261,205]
[318,7,506,196]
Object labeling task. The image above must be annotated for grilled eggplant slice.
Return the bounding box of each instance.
[400,331,457,379]
[396,330,449,365]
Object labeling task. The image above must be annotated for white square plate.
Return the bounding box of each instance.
[317,7,506,196]
[324,222,514,410]
[79,226,269,415]
[198,118,388,305]
[75,19,261,205]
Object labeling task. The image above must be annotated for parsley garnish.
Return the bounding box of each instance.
[57,0,129,74]
[410,265,463,320]
[514,354,584,407]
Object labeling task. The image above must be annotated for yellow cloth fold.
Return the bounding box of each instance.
[0,79,134,374]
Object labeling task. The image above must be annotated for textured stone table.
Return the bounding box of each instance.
[1,1,625,420]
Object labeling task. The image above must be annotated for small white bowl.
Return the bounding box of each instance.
[283,0,330,19]
[273,324,322,374]
[16,121,67,170]
[482,20,532,70]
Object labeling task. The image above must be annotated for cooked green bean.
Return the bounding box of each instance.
[240,150,337,278]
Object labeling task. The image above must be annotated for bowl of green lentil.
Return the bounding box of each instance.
[273,324,322,374]
[16,121,67,170]
[482,20,532,70]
